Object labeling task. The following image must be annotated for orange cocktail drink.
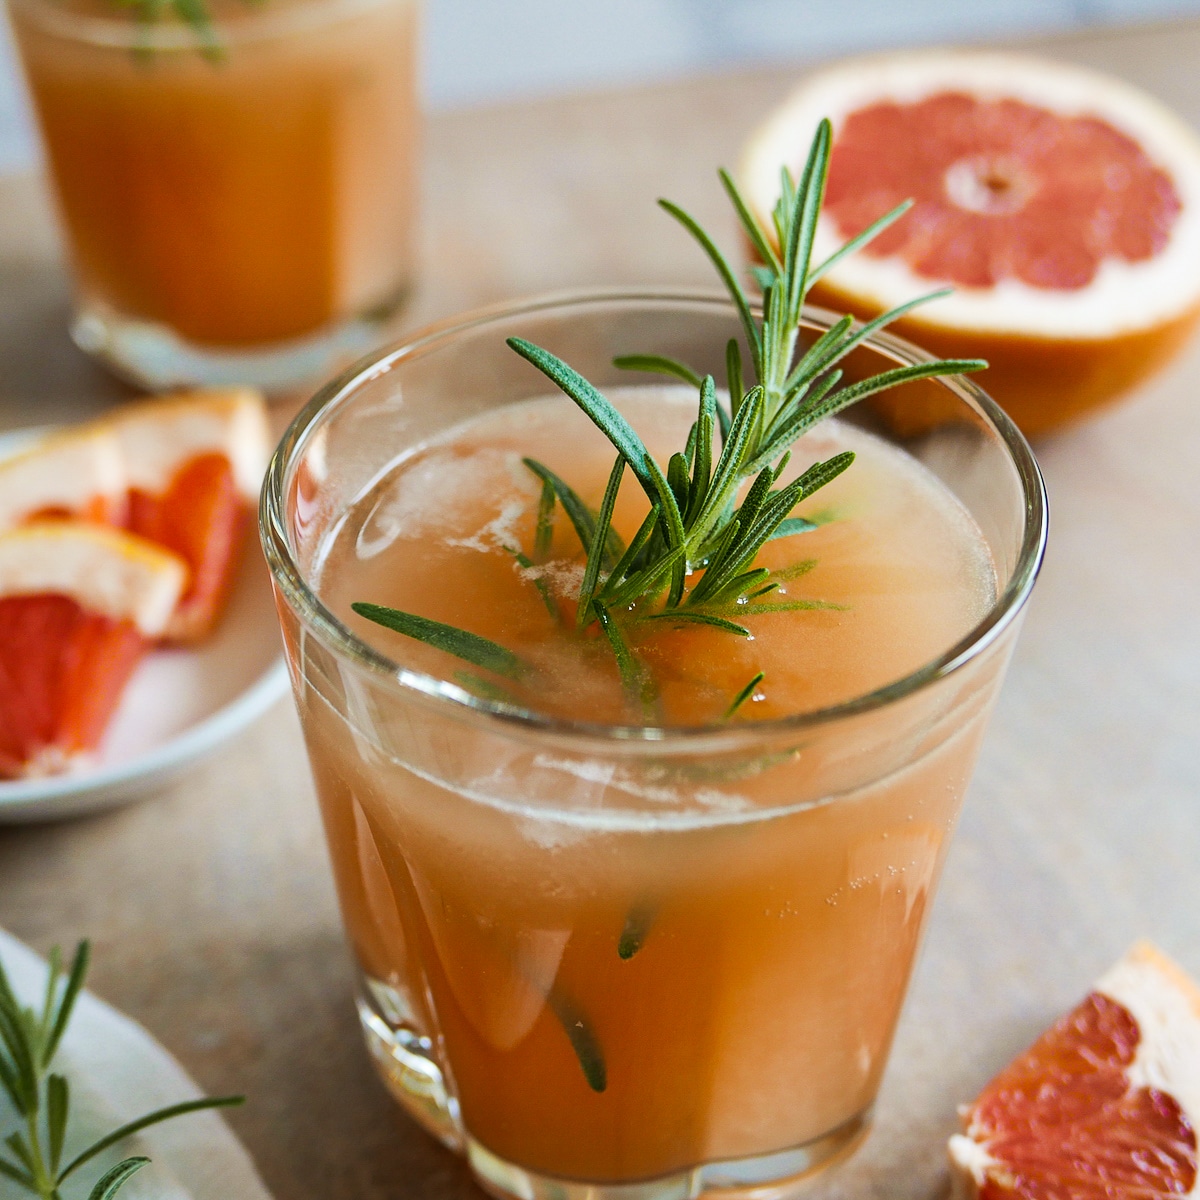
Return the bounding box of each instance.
[9,0,418,389]
[262,289,1045,1199]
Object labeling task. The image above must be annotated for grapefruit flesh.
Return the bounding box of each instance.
[0,595,145,779]
[825,93,1180,291]
[0,521,186,777]
[951,942,1200,1199]
[127,452,245,642]
[739,52,1200,436]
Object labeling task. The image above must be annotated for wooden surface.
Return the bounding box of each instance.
[3,18,1200,1200]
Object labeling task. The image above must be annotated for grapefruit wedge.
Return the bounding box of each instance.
[108,388,270,642]
[0,521,186,778]
[950,941,1200,1199]
[740,51,1200,435]
[0,388,269,643]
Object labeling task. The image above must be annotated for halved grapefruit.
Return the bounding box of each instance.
[0,521,186,778]
[949,941,1200,1198]
[739,51,1200,436]
[108,388,270,641]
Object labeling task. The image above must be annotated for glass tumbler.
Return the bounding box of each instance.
[9,0,419,392]
[260,290,1046,1200]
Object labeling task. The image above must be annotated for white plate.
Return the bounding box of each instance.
[0,428,289,822]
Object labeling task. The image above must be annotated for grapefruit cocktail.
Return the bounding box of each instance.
[262,137,1046,1198]
[10,0,418,390]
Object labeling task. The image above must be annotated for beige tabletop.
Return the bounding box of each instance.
[2,17,1200,1200]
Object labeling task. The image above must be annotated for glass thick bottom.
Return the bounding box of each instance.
[357,980,870,1200]
[70,287,411,394]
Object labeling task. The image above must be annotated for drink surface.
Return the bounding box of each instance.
[11,0,417,347]
[318,385,996,726]
[296,384,1007,1183]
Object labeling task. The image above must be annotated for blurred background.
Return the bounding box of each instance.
[2,0,1200,171]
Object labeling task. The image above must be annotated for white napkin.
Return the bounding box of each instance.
[0,930,272,1200]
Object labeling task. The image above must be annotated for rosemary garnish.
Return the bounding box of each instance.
[351,603,527,680]
[0,941,242,1200]
[724,671,765,720]
[354,118,986,719]
[544,989,606,1093]
[617,903,657,961]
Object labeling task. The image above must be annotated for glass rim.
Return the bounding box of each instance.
[261,286,1047,748]
[8,0,405,51]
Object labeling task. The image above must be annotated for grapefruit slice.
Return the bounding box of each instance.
[949,941,1200,1199]
[0,521,186,778]
[0,388,268,641]
[740,51,1200,435]
[109,389,269,641]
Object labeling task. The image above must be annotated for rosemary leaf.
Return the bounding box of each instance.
[767,516,818,541]
[60,1097,244,1182]
[645,611,750,637]
[578,457,625,628]
[612,355,703,389]
[720,167,782,276]
[545,991,606,1093]
[724,672,765,720]
[523,459,609,564]
[0,1158,34,1189]
[454,671,523,706]
[47,1073,68,1172]
[656,201,762,374]
[618,903,657,960]
[87,1157,150,1200]
[594,602,650,708]
[351,603,527,680]
[534,478,556,560]
[504,546,558,619]
[808,198,913,285]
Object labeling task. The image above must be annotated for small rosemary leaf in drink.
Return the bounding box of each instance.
[594,605,649,700]
[545,990,607,1093]
[644,611,750,637]
[503,546,558,619]
[618,902,657,960]
[351,604,527,680]
[724,672,765,720]
[453,671,523,706]
[522,458,624,567]
[770,558,818,582]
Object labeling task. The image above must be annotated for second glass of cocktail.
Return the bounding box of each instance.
[262,138,1046,1199]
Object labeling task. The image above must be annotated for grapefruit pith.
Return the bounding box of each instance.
[0,522,186,778]
[739,51,1200,436]
[950,941,1200,1199]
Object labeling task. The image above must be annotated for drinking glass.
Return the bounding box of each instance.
[9,0,419,392]
[261,289,1046,1199]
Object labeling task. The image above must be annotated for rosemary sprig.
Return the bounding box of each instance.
[354,118,986,717]
[0,941,242,1200]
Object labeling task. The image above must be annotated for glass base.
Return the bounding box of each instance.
[358,983,871,1200]
[70,289,409,394]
